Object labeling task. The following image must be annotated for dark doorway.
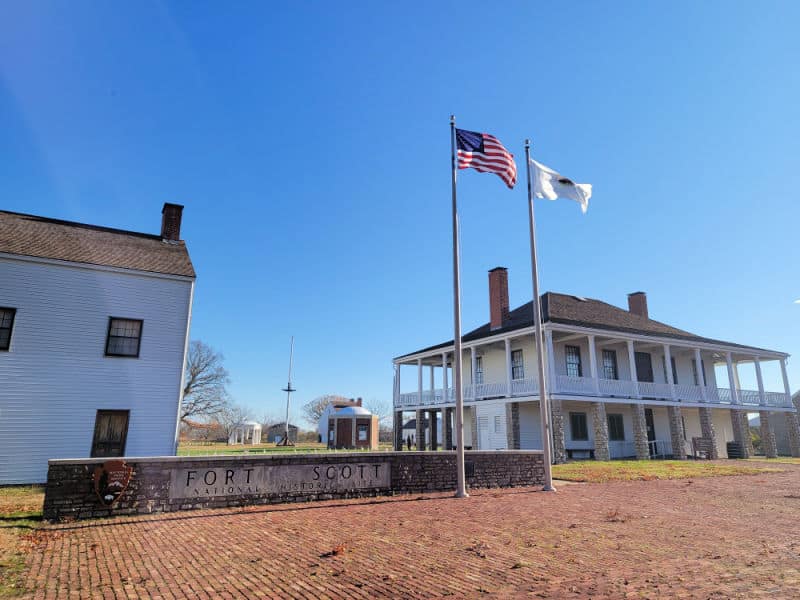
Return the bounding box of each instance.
[336,418,353,448]
[635,352,654,382]
[90,410,130,457]
[644,408,657,457]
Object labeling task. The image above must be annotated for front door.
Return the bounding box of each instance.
[91,410,130,457]
[644,408,657,457]
[336,418,353,448]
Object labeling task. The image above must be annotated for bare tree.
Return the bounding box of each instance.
[259,411,281,428]
[363,398,392,428]
[302,395,350,427]
[216,403,252,439]
[181,340,231,423]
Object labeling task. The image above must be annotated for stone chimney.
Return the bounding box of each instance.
[489,267,510,330]
[160,203,184,241]
[628,291,648,319]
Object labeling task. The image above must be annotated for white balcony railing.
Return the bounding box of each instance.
[764,391,790,407]
[637,381,674,399]
[556,374,597,395]
[511,377,539,396]
[599,378,637,397]
[674,384,704,402]
[395,378,793,410]
[737,389,762,406]
[473,381,507,399]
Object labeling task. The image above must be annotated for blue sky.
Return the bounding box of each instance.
[2,2,798,424]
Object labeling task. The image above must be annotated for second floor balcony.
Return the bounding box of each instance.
[395,373,793,409]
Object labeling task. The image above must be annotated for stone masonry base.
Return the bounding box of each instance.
[44,451,545,522]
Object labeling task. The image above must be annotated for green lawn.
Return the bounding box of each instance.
[178,441,393,456]
[552,460,783,483]
[0,486,44,598]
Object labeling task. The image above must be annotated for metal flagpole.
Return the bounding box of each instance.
[451,115,468,498]
[281,336,296,446]
[525,140,555,492]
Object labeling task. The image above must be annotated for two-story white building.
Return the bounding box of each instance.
[0,204,195,483]
[392,267,799,462]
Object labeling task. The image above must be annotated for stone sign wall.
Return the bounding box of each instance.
[43,451,544,521]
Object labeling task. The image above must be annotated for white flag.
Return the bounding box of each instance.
[530,159,592,214]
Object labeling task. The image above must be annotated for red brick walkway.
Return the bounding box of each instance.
[25,463,800,598]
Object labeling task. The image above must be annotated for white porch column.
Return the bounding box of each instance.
[441,352,448,402]
[694,348,707,402]
[470,346,477,396]
[588,335,600,394]
[754,357,766,406]
[429,365,435,402]
[417,358,423,405]
[663,344,676,400]
[781,358,791,402]
[726,353,739,404]
[393,363,399,407]
[627,340,640,399]
[545,330,557,392]
[505,338,512,396]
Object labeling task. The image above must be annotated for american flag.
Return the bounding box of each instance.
[456,128,517,189]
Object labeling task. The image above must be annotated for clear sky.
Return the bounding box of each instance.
[2,2,798,425]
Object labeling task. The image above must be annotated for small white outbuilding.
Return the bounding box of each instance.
[228,421,262,445]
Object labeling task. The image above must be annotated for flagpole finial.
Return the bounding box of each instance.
[450,114,455,124]
[525,138,530,148]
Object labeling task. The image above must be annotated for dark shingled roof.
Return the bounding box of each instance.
[396,292,776,359]
[0,210,195,278]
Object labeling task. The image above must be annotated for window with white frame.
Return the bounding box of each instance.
[565,345,582,378]
[511,349,524,380]
[602,349,618,380]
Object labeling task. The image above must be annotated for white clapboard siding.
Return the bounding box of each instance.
[0,256,192,484]
[475,401,508,450]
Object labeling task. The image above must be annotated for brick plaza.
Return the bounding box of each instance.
[25,462,800,598]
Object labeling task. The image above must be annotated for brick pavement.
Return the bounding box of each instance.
[24,462,800,598]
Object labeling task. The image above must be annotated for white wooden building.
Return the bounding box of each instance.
[0,204,195,483]
[392,267,800,461]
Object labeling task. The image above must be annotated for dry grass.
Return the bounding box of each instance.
[0,486,44,598]
[747,457,800,465]
[552,460,782,483]
[0,487,44,520]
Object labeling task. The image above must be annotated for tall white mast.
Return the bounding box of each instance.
[280,336,296,446]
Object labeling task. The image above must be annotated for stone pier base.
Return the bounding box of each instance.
[592,402,610,461]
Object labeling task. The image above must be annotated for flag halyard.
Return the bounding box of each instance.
[456,128,517,189]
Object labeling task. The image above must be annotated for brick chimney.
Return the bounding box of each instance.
[489,267,510,330]
[628,291,648,319]
[160,203,184,241]
[356,397,362,407]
